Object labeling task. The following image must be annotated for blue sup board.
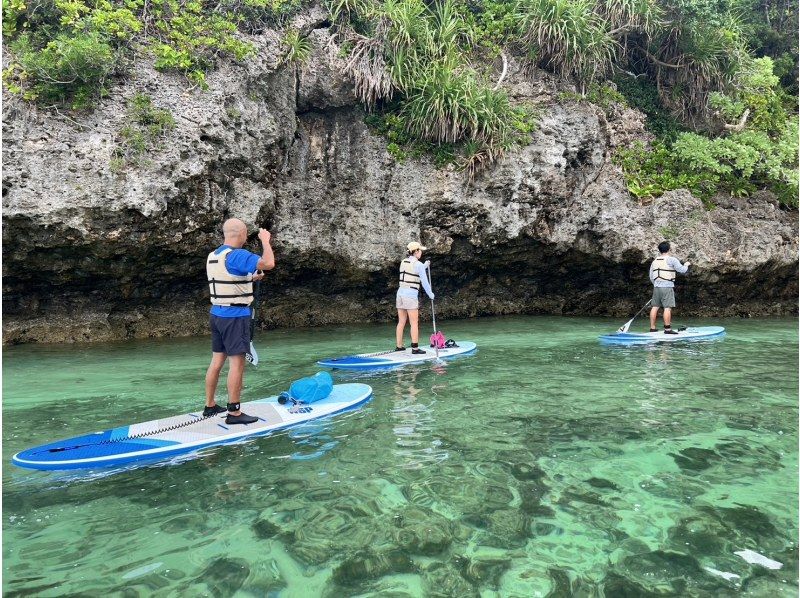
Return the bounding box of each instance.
[599,326,725,345]
[317,341,477,370]
[12,383,373,471]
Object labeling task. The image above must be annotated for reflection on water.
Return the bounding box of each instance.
[391,368,450,470]
[3,316,798,596]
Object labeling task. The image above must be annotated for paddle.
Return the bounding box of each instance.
[618,299,652,333]
[425,262,440,361]
[245,279,262,367]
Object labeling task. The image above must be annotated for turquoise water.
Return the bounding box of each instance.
[3,316,798,596]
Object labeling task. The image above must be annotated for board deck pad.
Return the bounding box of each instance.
[599,326,725,344]
[12,383,372,471]
[317,341,477,370]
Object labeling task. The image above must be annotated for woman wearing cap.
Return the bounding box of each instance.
[395,242,435,354]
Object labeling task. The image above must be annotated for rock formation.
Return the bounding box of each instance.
[2,19,797,344]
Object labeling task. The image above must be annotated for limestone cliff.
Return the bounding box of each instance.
[2,18,797,344]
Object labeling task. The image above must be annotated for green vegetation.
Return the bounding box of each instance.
[364,110,459,167]
[659,223,680,240]
[149,0,253,88]
[2,0,796,196]
[330,0,534,172]
[328,0,796,185]
[2,0,300,104]
[614,76,684,141]
[279,29,311,65]
[5,32,119,108]
[559,82,629,116]
[111,93,176,169]
[616,56,798,206]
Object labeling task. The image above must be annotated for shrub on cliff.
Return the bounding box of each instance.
[329,0,534,174]
[616,57,799,207]
[111,93,176,170]
[1,0,292,104]
[5,32,121,108]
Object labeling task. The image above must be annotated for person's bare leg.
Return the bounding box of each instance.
[663,307,672,328]
[409,309,420,345]
[205,352,227,407]
[649,306,659,330]
[227,354,246,413]
[396,309,408,348]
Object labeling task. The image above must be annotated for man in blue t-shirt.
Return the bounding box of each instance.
[204,219,275,424]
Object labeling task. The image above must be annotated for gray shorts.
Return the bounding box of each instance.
[652,287,676,308]
[396,295,419,310]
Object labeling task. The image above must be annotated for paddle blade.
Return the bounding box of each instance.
[245,343,259,367]
[618,318,635,333]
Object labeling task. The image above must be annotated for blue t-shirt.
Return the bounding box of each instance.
[209,245,260,318]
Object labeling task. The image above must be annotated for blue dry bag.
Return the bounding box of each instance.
[289,371,334,404]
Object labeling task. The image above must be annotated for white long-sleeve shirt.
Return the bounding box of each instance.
[397,256,434,299]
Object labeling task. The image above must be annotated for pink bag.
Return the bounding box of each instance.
[430,331,446,349]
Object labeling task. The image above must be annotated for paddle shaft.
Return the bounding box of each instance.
[620,298,652,333]
[426,265,439,360]
[246,280,262,366]
[250,280,262,340]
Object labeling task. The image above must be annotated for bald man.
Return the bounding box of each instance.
[205,219,275,424]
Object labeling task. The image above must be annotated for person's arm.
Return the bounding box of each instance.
[669,256,690,274]
[257,228,275,271]
[649,261,656,283]
[417,262,434,299]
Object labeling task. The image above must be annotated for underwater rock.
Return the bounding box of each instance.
[479,509,531,550]
[585,477,621,491]
[608,549,736,596]
[190,557,250,595]
[453,554,512,589]
[509,462,546,482]
[392,507,453,556]
[422,561,480,597]
[696,504,781,549]
[159,514,209,535]
[671,447,721,472]
[331,548,418,586]
[252,518,280,539]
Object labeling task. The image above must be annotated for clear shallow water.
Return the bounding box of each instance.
[3,316,798,597]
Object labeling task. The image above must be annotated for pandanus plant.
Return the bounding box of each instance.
[328,0,524,172]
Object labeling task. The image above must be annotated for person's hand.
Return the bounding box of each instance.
[252,270,265,281]
[258,228,271,245]
[424,260,431,268]
[685,261,691,267]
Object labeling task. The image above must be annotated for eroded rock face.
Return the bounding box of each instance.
[2,24,797,344]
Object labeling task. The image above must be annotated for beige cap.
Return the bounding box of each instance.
[407,241,427,252]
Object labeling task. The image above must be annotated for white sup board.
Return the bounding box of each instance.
[317,341,477,370]
[12,383,373,471]
[599,326,725,344]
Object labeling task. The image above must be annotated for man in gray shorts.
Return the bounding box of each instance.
[649,241,691,334]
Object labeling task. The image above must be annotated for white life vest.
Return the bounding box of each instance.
[207,247,254,306]
[399,258,421,290]
[651,256,676,282]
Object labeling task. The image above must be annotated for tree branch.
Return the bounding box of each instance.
[724,108,750,132]
[493,51,508,90]
[634,44,683,69]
